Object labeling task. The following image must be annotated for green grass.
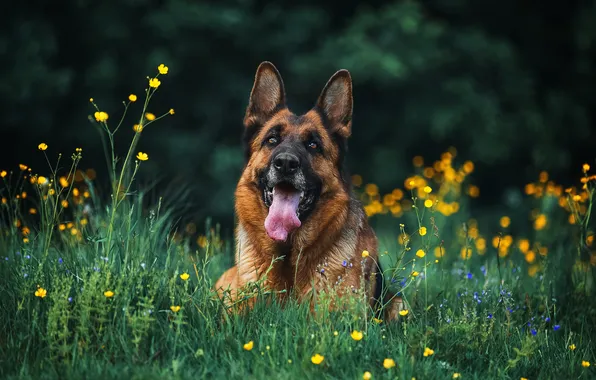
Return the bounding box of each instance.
[1,64,595,380]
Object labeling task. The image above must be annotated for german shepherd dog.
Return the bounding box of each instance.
[215,62,403,320]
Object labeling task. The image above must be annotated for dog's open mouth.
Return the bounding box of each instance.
[263,182,306,242]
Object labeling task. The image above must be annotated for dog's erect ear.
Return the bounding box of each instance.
[244,62,286,127]
[316,69,353,138]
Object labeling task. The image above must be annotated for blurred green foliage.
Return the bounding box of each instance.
[2,0,595,229]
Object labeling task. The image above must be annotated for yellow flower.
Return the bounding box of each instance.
[311,353,324,365]
[362,250,369,258]
[453,374,461,379]
[61,200,69,208]
[23,237,30,244]
[582,361,590,368]
[423,186,432,194]
[500,216,511,228]
[149,78,161,88]
[180,272,190,281]
[35,287,47,298]
[19,164,28,171]
[419,227,427,236]
[37,176,47,185]
[59,177,69,188]
[94,111,109,122]
[0,170,6,178]
[351,330,363,341]
[104,290,114,298]
[243,341,254,351]
[569,344,576,351]
[399,309,409,316]
[363,371,372,380]
[424,199,433,208]
[372,318,383,324]
[133,124,143,133]
[29,208,37,215]
[423,347,434,357]
[38,143,48,151]
[170,305,181,313]
[136,152,149,161]
[129,94,137,102]
[158,64,169,75]
[416,249,426,258]
[534,214,547,230]
[333,331,339,336]
[520,378,528,380]
[145,112,156,121]
[411,271,419,277]
[89,98,94,102]
[383,358,396,369]
[169,108,175,115]
[583,163,590,173]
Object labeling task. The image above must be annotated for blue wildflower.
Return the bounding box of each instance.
[553,324,560,331]
[342,260,347,267]
[58,258,63,264]
[487,313,493,319]
[467,272,473,279]
[531,329,537,336]
[68,297,73,303]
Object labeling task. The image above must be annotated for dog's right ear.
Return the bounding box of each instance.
[244,62,286,128]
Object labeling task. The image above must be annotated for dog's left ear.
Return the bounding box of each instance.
[316,69,353,138]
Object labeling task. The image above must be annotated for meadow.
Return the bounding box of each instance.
[1,64,595,380]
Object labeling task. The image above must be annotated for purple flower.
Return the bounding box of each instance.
[58,258,63,264]
[320,268,325,274]
[545,317,551,323]
[467,272,473,279]
[531,329,537,336]
[342,260,348,267]
[553,325,560,331]
[487,313,493,319]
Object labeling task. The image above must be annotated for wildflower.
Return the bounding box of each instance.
[333,331,339,336]
[170,305,181,313]
[363,371,372,380]
[569,344,576,351]
[373,318,383,324]
[59,177,69,187]
[133,124,143,133]
[145,112,156,121]
[521,378,528,380]
[38,143,48,151]
[61,200,69,208]
[416,249,426,258]
[362,250,369,258]
[534,214,547,230]
[423,347,434,357]
[383,358,396,369]
[129,94,137,102]
[399,310,409,316]
[0,170,6,178]
[582,361,590,368]
[158,64,169,75]
[424,199,433,208]
[19,164,28,171]
[419,227,427,236]
[89,98,94,102]
[553,324,560,331]
[37,176,47,185]
[136,152,149,161]
[412,271,420,277]
[351,330,363,341]
[104,290,114,298]
[35,287,47,298]
[180,272,190,281]
[583,163,590,173]
[169,108,175,115]
[500,216,511,228]
[423,185,432,194]
[94,111,109,122]
[453,374,461,379]
[149,78,161,88]
[29,208,37,215]
[311,353,324,365]
[243,341,254,351]
[23,238,29,244]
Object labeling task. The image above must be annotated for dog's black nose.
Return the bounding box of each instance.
[273,152,300,175]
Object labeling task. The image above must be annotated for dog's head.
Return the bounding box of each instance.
[239,62,353,243]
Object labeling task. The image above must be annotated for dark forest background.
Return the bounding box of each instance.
[2,0,595,235]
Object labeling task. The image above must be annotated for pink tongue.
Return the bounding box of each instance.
[264,186,302,242]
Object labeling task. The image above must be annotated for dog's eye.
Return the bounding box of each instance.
[308,141,318,150]
[267,137,278,145]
